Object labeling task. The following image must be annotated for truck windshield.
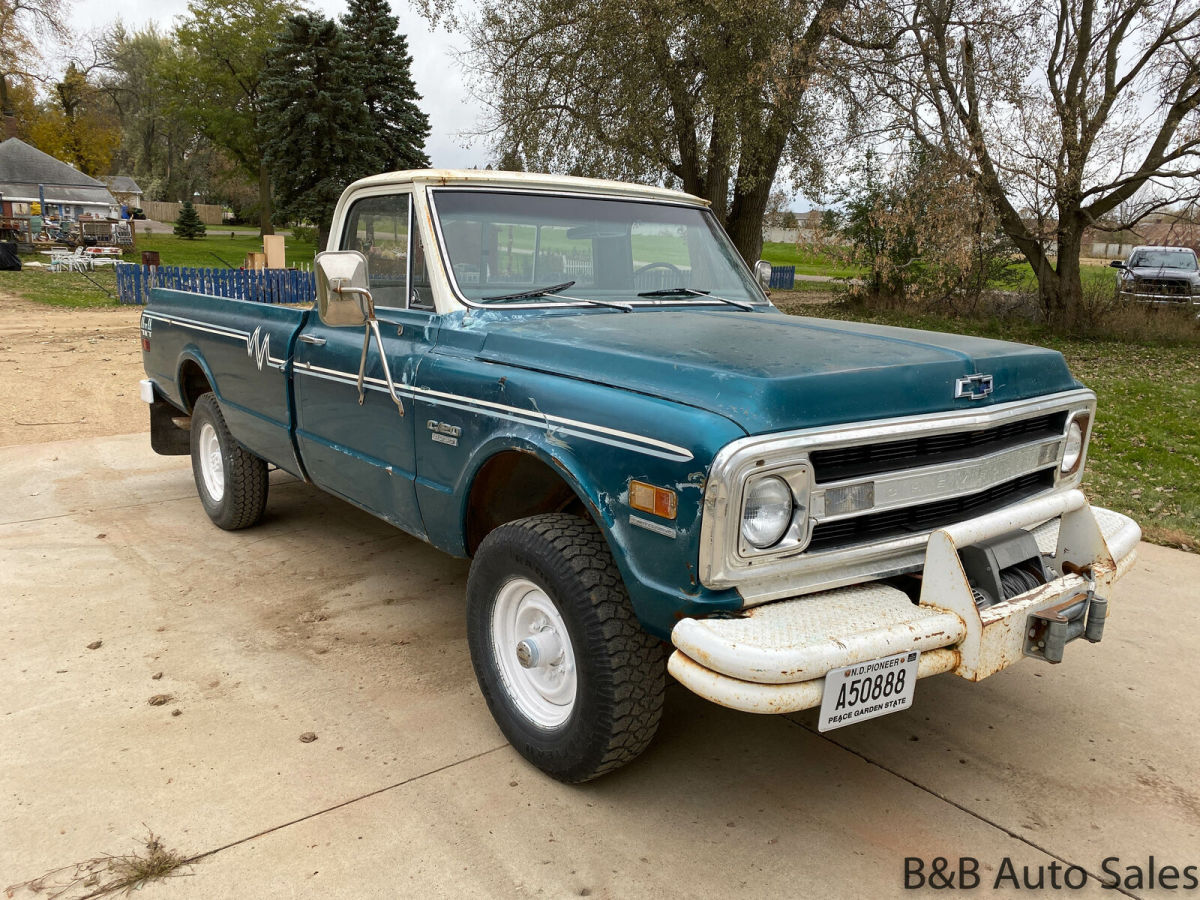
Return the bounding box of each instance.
[1129,249,1198,270]
[430,189,766,307]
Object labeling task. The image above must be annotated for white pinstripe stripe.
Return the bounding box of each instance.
[146,311,695,461]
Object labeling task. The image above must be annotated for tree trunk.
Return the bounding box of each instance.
[703,110,734,225]
[258,161,274,237]
[724,122,789,264]
[726,180,773,265]
[1038,226,1084,329]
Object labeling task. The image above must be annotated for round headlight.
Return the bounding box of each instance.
[1061,419,1084,473]
[741,476,793,549]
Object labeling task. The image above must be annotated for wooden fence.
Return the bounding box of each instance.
[116,263,316,306]
[140,201,226,225]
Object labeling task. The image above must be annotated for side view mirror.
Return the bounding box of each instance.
[1109,260,1125,268]
[313,250,406,418]
[754,260,773,290]
[315,250,373,326]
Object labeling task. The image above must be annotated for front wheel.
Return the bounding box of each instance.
[190,392,268,530]
[466,514,666,782]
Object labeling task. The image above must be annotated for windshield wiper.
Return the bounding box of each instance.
[482,280,576,302]
[480,282,631,312]
[637,287,755,311]
[548,291,633,312]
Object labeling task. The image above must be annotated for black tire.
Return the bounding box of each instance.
[466,513,666,782]
[189,392,268,530]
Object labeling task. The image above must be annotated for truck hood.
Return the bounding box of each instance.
[1125,265,1200,282]
[475,309,1080,435]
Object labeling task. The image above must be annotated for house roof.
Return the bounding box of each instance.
[103,175,143,195]
[0,137,118,208]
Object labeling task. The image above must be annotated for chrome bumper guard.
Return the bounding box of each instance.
[668,490,1140,715]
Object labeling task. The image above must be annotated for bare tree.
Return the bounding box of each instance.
[864,0,1200,325]
[452,0,853,263]
[0,0,71,117]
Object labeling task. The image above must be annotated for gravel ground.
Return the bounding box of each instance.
[0,292,145,446]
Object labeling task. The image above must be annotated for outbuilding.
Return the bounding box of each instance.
[102,175,144,214]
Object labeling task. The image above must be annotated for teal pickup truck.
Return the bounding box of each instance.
[140,170,1140,782]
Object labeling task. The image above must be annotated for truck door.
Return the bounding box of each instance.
[292,191,438,538]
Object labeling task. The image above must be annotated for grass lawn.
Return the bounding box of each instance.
[761,242,866,278]
[135,231,318,269]
[0,267,120,307]
[760,242,1123,293]
[999,259,1118,294]
[775,280,847,294]
[775,298,1200,550]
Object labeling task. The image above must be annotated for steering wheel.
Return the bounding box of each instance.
[634,262,683,277]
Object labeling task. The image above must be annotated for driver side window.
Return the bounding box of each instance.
[340,194,411,309]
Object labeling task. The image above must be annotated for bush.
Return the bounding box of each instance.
[290,224,317,244]
[835,147,1013,311]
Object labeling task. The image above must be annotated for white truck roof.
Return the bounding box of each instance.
[342,168,709,207]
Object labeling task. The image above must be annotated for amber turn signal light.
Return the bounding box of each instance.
[629,480,677,520]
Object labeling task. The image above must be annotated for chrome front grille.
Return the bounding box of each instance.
[698,390,1096,595]
[807,470,1055,552]
[809,412,1066,482]
[1119,279,1197,302]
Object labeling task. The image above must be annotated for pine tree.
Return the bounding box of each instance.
[260,13,380,247]
[174,199,207,239]
[341,0,430,171]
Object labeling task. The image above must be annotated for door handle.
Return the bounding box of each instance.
[298,334,326,346]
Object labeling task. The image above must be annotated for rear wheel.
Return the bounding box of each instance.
[466,514,666,782]
[189,392,268,530]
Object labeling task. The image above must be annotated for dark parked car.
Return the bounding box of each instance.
[1111,245,1200,305]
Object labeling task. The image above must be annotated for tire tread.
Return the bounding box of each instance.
[191,393,268,530]
[468,513,666,782]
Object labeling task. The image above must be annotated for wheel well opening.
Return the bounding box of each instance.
[179,360,213,412]
[465,451,588,555]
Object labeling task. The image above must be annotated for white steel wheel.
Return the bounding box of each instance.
[197,421,225,502]
[188,393,269,531]
[490,577,578,727]
[466,514,667,783]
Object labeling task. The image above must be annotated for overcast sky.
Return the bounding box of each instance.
[65,0,490,170]
[56,0,813,210]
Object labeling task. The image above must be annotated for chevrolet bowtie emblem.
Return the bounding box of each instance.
[955,373,994,400]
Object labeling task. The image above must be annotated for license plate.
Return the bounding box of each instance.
[818,650,920,732]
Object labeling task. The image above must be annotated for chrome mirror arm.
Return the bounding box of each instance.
[335,283,404,417]
[356,324,371,406]
[368,319,406,417]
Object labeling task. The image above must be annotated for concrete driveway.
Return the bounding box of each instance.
[2,434,1197,898]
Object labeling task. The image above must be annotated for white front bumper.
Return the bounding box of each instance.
[668,492,1140,715]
